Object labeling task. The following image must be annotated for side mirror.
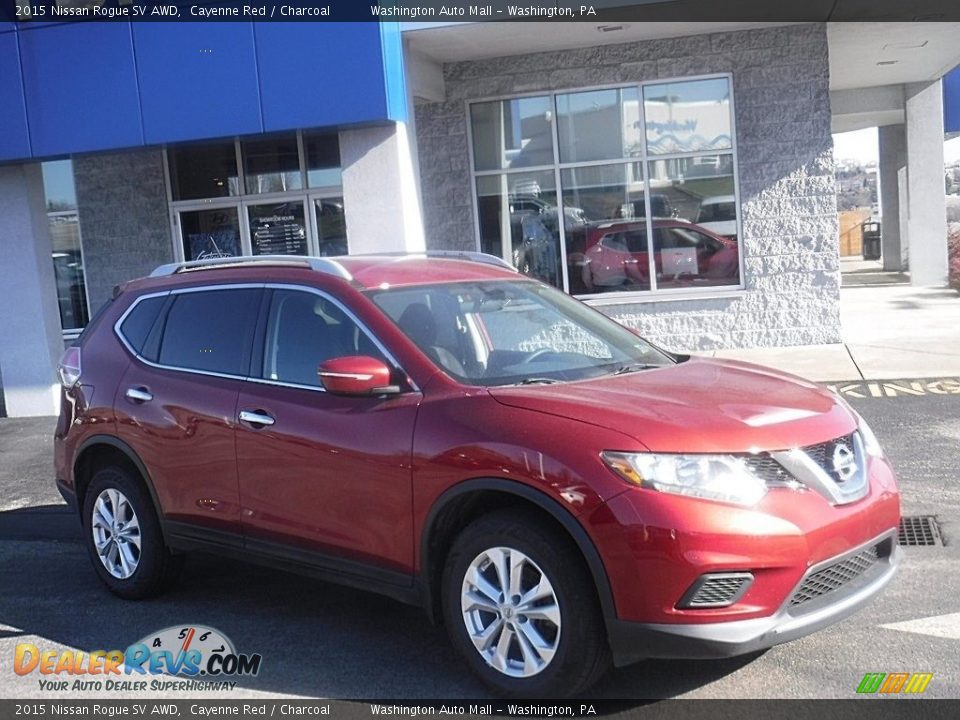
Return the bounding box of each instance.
[318,356,401,396]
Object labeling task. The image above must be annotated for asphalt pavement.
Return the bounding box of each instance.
[0,388,957,700]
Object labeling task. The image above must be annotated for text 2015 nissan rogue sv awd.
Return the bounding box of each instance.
[55,252,901,697]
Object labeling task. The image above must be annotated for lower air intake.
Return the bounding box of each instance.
[678,572,754,608]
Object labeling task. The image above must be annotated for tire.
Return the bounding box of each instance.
[441,509,611,698]
[81,465,182,599]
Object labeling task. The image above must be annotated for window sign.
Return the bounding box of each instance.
[643,78,732,156]
[249,202,308,256]
[180,208,242,261]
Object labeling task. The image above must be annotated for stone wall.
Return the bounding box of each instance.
[74,149,174,313]
[415,23,841,350]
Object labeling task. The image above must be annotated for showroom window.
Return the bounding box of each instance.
[468,75,742,297]
[41,160,90,337]
[167,131,348,262]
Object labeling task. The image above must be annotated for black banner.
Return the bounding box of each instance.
[3,0,960,24]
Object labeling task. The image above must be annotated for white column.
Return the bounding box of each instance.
[905,80,948,286]
[339,123,426,255]
[877,123,907,271]
[0,164,64,417]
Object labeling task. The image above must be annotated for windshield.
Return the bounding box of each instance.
[697,202,736,223]
[369,280,673,386]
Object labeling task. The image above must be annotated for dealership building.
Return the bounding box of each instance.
[1,15,959,416]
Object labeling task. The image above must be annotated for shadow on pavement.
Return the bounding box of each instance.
[0,504,755,700]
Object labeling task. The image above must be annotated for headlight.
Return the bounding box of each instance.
[601,451,768,506]
[831,390,884,458]
[856,415,884,458]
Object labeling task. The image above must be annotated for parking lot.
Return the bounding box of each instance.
[0,387,957,700]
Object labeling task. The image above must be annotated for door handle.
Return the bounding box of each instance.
[239,409,275,427]
[125,386,153,403]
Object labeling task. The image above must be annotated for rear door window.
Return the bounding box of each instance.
[158,288,262,376]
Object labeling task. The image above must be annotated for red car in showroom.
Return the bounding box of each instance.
[568,218,740,294]
[55,252,900,697]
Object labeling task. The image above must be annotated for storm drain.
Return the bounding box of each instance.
[898,516,942,546]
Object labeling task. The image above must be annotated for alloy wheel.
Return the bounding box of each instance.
[460,546,561,678]
[91,488,142,579]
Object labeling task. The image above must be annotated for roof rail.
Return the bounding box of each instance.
[351,250,517,271]
[149,255,353,281]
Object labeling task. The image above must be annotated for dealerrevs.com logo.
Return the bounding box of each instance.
[13,625,262,692]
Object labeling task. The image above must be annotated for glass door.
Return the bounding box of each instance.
[178,206,242,261]
[310,194,348,256]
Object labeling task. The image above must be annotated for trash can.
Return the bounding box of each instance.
[862,221,881,260]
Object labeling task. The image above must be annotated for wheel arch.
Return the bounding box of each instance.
[419,478,617,630]
[73,435,167,542]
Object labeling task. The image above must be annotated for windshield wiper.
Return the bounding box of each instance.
[515,377,562,385]
[612,363,660,376]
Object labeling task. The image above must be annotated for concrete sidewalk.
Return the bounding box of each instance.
[712,283,960,382]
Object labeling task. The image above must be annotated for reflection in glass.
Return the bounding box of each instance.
[643,78,732,156]
[179,207,242,261]
[305,131,342,188]
[314,197,348,256]
[42,160,88,330]
[647,158,740,289]
[248,202,308,256]
[476,171,564,288]
[561,164,650,295]
[41,160,78,211]
[49,214,88,330]
[169,142,240,201]
[243,135,303,194]
[556,87,641,163]
[470,96,554,171]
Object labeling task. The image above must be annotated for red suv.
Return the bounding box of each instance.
[55,252,901,697]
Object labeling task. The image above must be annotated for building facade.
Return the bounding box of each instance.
[0,18,957,417]
[415,24,841,350]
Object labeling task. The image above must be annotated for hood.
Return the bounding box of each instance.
[487,357,856,453]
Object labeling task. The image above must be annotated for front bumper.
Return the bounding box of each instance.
[608,530,901,666]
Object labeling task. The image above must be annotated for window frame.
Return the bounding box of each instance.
[114,283,415,394]
[164,131,348,263]
[41,159,92,339]
[464,73,745,302]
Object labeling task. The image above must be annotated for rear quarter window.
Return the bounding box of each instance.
[118,296,166,355]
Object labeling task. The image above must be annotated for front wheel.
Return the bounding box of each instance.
[441,510,610,697]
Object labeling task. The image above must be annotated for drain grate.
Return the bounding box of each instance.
[898,516,942,546]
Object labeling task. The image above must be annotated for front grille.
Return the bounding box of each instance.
[790,544,881,607]
[678,572,753,608]
[744,455,794,485]
[803,433,858,485]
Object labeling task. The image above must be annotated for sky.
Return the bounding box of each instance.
[833,127,960,164]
